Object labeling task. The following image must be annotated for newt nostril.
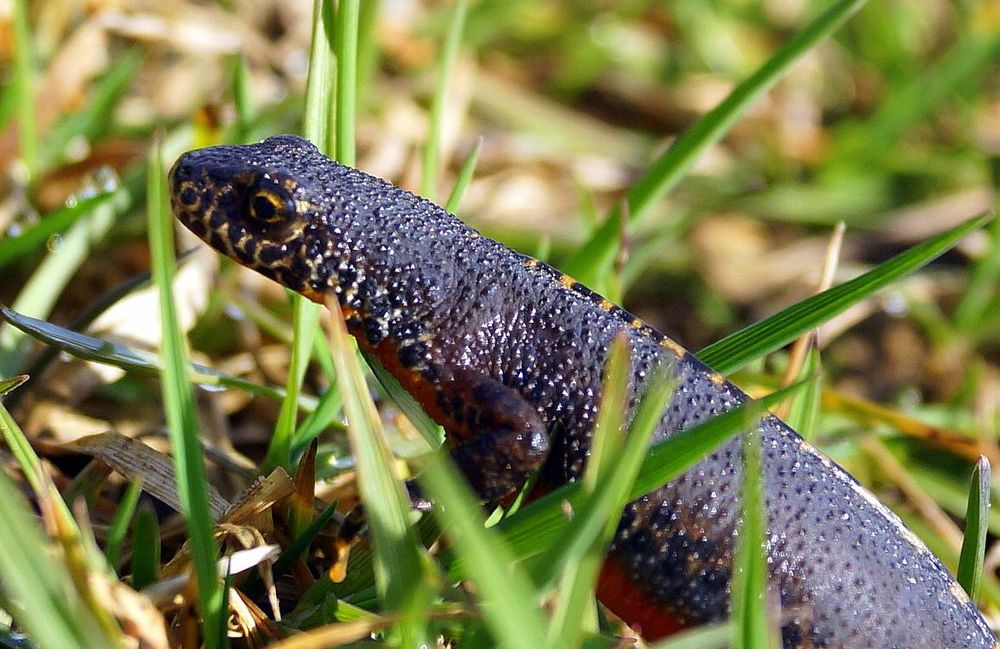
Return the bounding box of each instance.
[173,162,194,180]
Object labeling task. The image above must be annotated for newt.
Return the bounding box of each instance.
[169,134,997,648]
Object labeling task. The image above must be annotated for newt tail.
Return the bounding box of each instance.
[170,135,998,649]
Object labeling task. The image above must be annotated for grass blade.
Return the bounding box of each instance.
[0,191,116,270]
[147,143,224,648]
[130,502,161,590]
[954,215,1000,334]
[546,341,676,649]
[324,296,430,643]
[103,478,143,572]
[417,450,548,649]
[0,374,29,397]
[303,0,335,152]
[334,0,360,166]
[43,51,140,168]
[445,136,483,214]
[958,456,990,602]
[231,54,254,144]
[263,293,318,473]
[361,349,442,448]
[11,0,36,178]
[499,381,806,565]
[785,345,823,442]
[0,304,300,405]
[650,623,731,649]
[730,427,777,649]
[0,397,45,493]
[421,0,470,200]
[0,185,122,377]
[0,472,113,649]
[563,0,870,284]
[698,214,992,374]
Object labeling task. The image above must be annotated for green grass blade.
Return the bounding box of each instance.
[303,0,335,152]
[731,427,777,649]
[291,383,344,457]
[11,0,37,179]
[130,501,161,590]
[0,185,122,377]
[543,336,631,649]
[698,214,991,375]
[0,74,16,131]
[421,0,470,200]
[958,456,990,602]
[650,623,731,649]
[325,297,430,642]
[954,215,1000,334]
[0,397,45,493]
[0,304,299,405]
[355,0,380,110]
[334,0,360,166]
[0,374,29,397]
[231,55,254,144]
[445,136,483,214]
[103,478,143,572]
[563,0,869,284]
[0,191,116,270]
[0,472,112,649]
[499,381,806,565]
[417,451,548,649]
[43,52,140,168]
[361,348,443,448]
[263,293,317,473]
[147,143,224,648]
[785,346,823,442]
[265,0,339,473]
[546,344,676,649]
[272,498,339,580]
[845,31,1000,164]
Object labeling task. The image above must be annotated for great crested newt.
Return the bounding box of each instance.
[170,134,997,648]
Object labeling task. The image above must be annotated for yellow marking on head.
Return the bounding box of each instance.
[660,337,687,357]
[524,258,540,268]
[599,299,614,312]
[217,222,231,246]
[708,372,726,387]
[630,318,645,330]
[559,274,577,288]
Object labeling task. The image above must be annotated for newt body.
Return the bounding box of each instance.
[170,135,997,648]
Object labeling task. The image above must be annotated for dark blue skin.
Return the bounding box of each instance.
[170,135,997,648]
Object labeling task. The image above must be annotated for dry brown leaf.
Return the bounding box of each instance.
[69,431,231,519]
[89,571,171,649]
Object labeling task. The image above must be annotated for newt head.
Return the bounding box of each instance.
[169,134,338,302]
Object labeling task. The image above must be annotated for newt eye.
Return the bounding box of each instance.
[247,179,295,224]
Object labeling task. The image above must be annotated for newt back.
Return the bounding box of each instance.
[170,135,997,649]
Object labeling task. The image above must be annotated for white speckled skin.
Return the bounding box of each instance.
[171,135,997,648]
